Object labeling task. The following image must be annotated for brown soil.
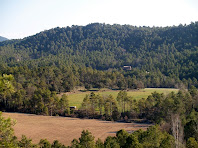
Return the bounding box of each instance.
[2,112,150,146]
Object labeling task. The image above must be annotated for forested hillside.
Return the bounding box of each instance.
[0,22,198,90]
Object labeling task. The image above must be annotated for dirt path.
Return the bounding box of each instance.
[3,112,150,146]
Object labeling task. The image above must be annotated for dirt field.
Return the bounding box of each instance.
[3,112,150,146]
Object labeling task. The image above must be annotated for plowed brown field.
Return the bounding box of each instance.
[3,112,150,146]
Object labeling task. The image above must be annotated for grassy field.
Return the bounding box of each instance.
[60,88,179,108]
[3,112,150,146]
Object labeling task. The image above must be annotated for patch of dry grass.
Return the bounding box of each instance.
[2,112,150,146]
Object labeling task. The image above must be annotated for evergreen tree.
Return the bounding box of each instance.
[79,130,95,148]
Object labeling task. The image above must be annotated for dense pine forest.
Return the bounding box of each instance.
[0,22,198,147]
[0,22,198,90]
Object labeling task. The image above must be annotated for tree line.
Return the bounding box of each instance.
[0,64,197,94]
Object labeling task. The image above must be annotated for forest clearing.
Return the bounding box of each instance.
[2,112,151,146]
[61,88,179,108]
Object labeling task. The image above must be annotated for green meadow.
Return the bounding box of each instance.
[65,88,179,108]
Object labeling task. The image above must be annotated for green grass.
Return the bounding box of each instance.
[66,88,179,108]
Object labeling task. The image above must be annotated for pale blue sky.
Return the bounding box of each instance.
[1,0,198,39]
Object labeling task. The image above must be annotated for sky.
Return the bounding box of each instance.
[0,0,198,39]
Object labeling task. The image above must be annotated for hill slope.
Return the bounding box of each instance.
[0,36,8,42]
[0,22,198,81]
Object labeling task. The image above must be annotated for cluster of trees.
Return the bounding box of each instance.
[80,92,119,120]
[132,88,198,147]
[0,22,198,89]
[0,74,70,116]
[69,127,176,148]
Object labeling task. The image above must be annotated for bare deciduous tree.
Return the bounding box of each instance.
[171,114,184,148]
